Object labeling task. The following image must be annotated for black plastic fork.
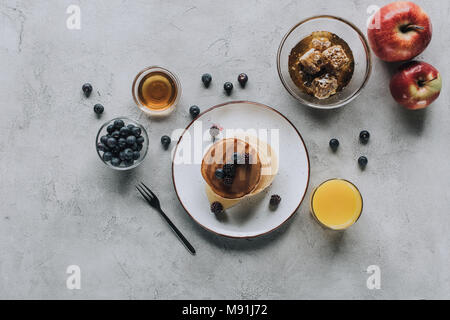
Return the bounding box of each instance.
[136,182,196,255]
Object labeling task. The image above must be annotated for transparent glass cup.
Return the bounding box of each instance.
[132,66,181,116]
[310,179,363,230]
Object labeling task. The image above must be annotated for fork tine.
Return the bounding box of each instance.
[140,182,157,199]
[138,184,154,201]
[136,186,151,203]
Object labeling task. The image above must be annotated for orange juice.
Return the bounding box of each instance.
[310,179,362,230]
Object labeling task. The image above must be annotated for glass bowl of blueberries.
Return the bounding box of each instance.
[96,117,149,170]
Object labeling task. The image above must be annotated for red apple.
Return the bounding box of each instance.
[389,61,441,109]
[368,1,432,62]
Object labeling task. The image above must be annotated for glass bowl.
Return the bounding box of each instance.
[132,66,182,116]
[277,15,372,109]
[95,117,149,170]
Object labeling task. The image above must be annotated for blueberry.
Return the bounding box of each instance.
[215,168,225,179]
[237,73,248,87]
[359,130,370,144]
[93,104,104,114]
[358,156,368,168]
[189,105,200,118]
[119,151,126,161]
[224,82,233,94]
[161,135,171,148]
[111,157,121,167]
[82,83,93,97]
[136,136,145,145]
[111,146,121,156]
[100,135,108,145]
[136,143,143,151]
[112,131,120,139]
[329,138,339,151]
[103,152,112,162]
[97,143,107,152]
[130,143,138,151]
[106,137,117,148]
[120,127,131,137]
[127,124,135,130]
[114,119,125,129]
[124,148,133,160]
[223,164,236,177]
[124,159,134,167]
[107,124,115,134]
[126,135,136,145]
[131,126,141,137]
[201,73,212,87]
[118,138,127,148]
[132,151,140,160]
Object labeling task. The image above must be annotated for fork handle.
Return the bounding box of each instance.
[157,208,196,255]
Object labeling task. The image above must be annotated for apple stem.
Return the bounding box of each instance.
[401,24,425,33]
[418,77,437,87]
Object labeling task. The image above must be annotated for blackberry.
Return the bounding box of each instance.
[210,201,224,214]
[223,176,233,185]
[270,194,281,206]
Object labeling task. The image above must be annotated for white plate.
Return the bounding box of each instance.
[172,101,310,238]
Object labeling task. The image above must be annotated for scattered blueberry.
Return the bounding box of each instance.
[329,138,339,151]
[215,168,225,179]
[131,126,141,137]
[270,194,281,207]
[224,82,233,95]
[359,130,370,144]
[93,104,104,115]
[126,135,136,145]
[103,152,112,162]
[106,124,115,134]
[237,73,248,87]
[82,83,93,98]
[189,105,200,118]
[118,138,127,148]
[111,157,121,167]
[132,151,140,160]
[209,125,220,139]
[161,135,171,148]
[106,137,117,148]
[358,156,368,168]
[201,73,212,87]
[210,201,224,214]
[114,119,125,129]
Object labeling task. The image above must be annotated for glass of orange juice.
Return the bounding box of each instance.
[132,66,181,116]
[310,179,363,230]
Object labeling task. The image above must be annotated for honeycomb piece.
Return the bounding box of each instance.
[312,74,338,99]
[298,48,324,74]
[311,37,331,52]
[322,45,349,71]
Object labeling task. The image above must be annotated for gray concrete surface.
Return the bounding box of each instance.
[0,0,449,299]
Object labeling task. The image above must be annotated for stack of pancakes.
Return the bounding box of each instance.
[201,134,279,209]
